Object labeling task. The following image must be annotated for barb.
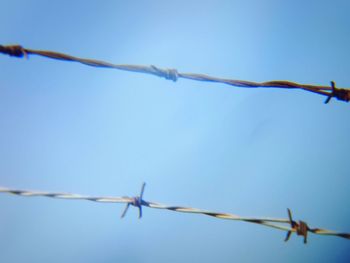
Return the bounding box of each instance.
[1,44,349,103]
[121,182,146,218]
[0,185,349,243]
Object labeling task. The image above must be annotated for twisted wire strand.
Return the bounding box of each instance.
[145,201,350,241]
[0,185,349,243]
[1,44,349,103]
[0,187,133,203]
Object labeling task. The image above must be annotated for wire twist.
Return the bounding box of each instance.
[1,44,349,103]
[121,182,146,218]
[324,81,350,104]
[0,184,349,243]
[0,45,27,58]
[150,65,178,81]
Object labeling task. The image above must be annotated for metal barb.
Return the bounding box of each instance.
[120,183,146,219]
[0,45,27,58]
[325,81,350,103]
[285,208,309,244]
[285,208,295,242]
[324,81,336,104]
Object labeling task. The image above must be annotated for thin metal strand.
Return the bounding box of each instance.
[1,44,349,103]
[0,187,132,203]
[0,186,348,243]
[145,201,289,223]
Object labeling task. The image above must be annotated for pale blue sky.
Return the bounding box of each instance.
[0,1,349,262]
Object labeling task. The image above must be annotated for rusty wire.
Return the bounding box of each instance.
[0,183,349,243]
[0,44,349,103]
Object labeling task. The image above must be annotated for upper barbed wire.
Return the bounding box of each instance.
[0,44,349,103]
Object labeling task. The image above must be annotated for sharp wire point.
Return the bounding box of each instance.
[285,231,292,242]
[121,203,131,218]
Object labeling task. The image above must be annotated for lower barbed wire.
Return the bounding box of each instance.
[0,184,349,243]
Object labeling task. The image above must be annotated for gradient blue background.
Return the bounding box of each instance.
[1,0,349,262]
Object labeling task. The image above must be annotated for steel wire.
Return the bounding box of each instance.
[0,184,349,243]
[1,44,349,103]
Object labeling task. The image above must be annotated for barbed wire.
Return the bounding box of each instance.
[0,44,349,104]
[1,44,349,243]
[0,183,349,243]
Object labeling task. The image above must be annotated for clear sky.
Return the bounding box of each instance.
[0,0,349,262]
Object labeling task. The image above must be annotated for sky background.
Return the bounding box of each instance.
[0,0,350,262]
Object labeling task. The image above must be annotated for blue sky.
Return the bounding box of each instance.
[0,0,350,262]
